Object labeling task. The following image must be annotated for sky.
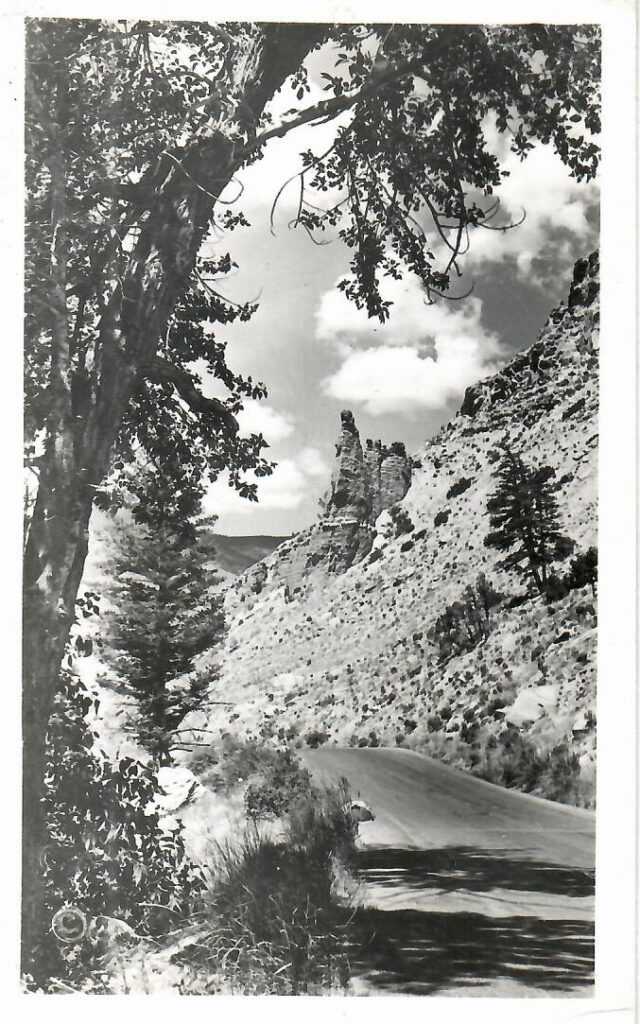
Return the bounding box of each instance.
[200,39,599,537]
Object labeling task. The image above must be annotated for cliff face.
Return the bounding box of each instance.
[318,410,412,573]
[240,410,411,591]
[195,254,599,808]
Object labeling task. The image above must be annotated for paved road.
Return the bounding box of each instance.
[301,746,594,866]
[301,747,595,922]
[301,747,595,995]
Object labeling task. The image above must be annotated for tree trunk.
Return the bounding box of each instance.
[22,22,324,978]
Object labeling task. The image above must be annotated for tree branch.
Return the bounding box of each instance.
[141,356,238,434]
[242,57,421,160]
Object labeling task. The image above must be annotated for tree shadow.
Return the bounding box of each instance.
[355,846,595,897]
[346,907,594,994]
[343,847,594,994]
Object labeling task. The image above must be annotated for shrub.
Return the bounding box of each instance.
[446,476,472,499]
[178,777,357,995]
[565,546,598,596]
[34,673,204,991]
[431,574,503,664]
[244,751,313,822]
[304,729,330,748]
[194,833,352,992]
[388,506,414,537]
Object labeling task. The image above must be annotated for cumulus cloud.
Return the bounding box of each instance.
[317,273,503,416]
[463,120,599,279]
[236,402,295,444]
[204,446,330,519]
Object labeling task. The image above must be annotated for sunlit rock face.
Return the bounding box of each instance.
[239,410,412,592]
[314,411,413,573]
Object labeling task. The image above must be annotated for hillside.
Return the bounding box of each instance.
[191,253,599,807]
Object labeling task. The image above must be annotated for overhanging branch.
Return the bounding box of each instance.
[242,57,421,160]
[141,356,238,434]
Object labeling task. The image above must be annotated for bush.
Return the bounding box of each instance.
[431,575,503,664]
[304,729,330,748]
[186,779,357,994]
[33,673,204,991]
[388,506,414,537]
[446,476,472,499]
[565,546,598,595]
[545,546,598,603]
[244,750,313,822]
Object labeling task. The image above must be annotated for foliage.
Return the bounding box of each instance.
[22,18,601,972]
[244,750,314,822]
[389,505,414,537]
[472,729,586,806]
[190,830,352,993]
[431,574,503,664]
[33,672,205,990]
[290,25,600,316]
[545,545,598,602]
[24,21,601,527]
[190,734,282,791]
[446,476,473,500]
[484,448,574,596]
[567,546,598,595]
[304,729,330,748]
[99,501,224,763]
[153,760,358,995]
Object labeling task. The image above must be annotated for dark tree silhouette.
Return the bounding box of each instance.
[484,449,574,596]
[566,546,598,597]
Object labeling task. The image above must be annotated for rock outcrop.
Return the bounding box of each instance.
[461,252,599,420]
[316,410,412,573]
[238,411,411,594]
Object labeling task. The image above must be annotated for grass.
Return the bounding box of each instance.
[171,777,359,994]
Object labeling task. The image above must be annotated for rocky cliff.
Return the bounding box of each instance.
[192,253,599,808]
[240,410,411,593]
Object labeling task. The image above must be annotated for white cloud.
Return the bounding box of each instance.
[297,446,330,478]
[324,340,500,417]
[318,272,502,416]
[464,122,599,279]
[236,402,295,443]
[204,446,329,519]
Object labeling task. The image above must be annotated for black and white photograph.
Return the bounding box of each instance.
[11,0,636,1010]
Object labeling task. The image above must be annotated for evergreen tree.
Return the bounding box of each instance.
[484,449,574,596]
[100,506,223,764]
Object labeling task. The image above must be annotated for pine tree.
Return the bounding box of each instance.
[484,449,574,596]
[101,510,223,764]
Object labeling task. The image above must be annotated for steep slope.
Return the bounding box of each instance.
[198,254,599,807]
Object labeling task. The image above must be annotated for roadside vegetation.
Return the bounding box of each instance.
[32,692,359,995]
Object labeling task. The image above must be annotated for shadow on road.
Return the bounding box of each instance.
[355,846,595,898]
[346,906,594,994]
[344,847,594,994]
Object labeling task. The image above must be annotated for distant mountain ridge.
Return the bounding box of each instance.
[192,253,599,808]
[203,534,288,576]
